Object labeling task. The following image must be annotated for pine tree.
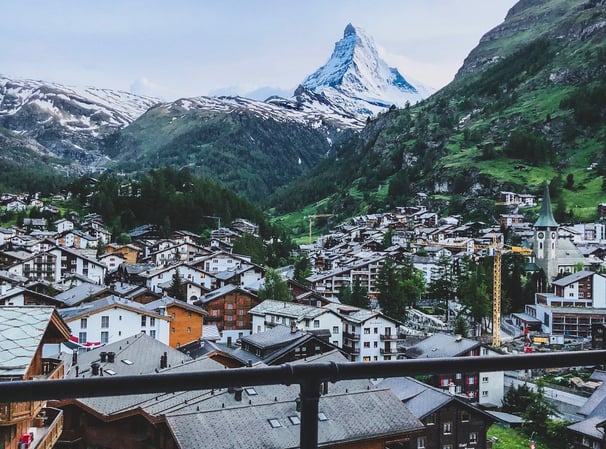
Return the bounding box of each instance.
[166,269,186,301]
[258,268,291,302]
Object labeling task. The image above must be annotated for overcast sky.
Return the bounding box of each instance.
[1,1,517,101]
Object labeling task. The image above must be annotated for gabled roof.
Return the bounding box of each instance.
[552,270,598,287]
[406,333,481,359]
[58,295,170,322]
[196,284,257,305]
[144,296,207,316]
[248,299,327,321]
[54,283,111,307]
[0,306,70,378]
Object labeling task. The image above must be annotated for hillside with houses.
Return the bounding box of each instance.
[1,183,606,447]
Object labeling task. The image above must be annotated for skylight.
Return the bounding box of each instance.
[288,415,300,425]
[121,359,133,365]
[318,412,328,421]
[268,418,282,428]
[245,387,257,396]
[104,369,116,375]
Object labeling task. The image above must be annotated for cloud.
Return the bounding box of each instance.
[130,77,174,100]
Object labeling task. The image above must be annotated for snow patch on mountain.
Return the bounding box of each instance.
[299,23,433,117]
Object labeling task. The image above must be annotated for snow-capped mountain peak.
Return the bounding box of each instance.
[299,23,433,117]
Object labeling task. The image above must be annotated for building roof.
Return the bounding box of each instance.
[242,324,306,350]
[406,333,480,359]
[58,295,169,321]
[54,283,110,307]
[249,299,327,321]
[166,387,423,449]
[144,295,207,316]
[0,306,69,378]
[552,270,597,287]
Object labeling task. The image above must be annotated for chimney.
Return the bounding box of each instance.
[295,397,301,412]
[448,382,456,395]
[75,366,79,377]
[247,360,252,367]
[72,350,78,365]
[160,352,168,369]
[91,362,100,376]
[107,352,116,363]
[100,352,107,362]
[234,386,243,402]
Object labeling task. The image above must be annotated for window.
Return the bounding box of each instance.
[150,317,155,326]
[80,318,87,329]
[373,341,378,348]
[332,326,339,334]
[141,316,147,327]
[482,376,489,383]
[187,327,191,333]
[171,327,176,333]
[482,390,488,397]
[313,320,320,328]
[443,422,452,434]
[150,330,156,339]
[101,316,109,328]
[226,303,234,310]
[100,331,109,344]
[211,309,219,316]
[363,342,370,348]
[455,373,462,380]
[440,378,450,387]
[467,376,476,385]
[238,309,246,315]
[373,327,378,334]
[469,432,478,443]
[417,437,426,449]
[237,321,244,327]
[225,315,234,321]
[268,418,282,428]
[364,328,370,334]
[288,415,300,425]
[443,446,453,449]
[332,341,338,346]
[425,413,435,425]
[78,332,87,343]
[461,412,470,422]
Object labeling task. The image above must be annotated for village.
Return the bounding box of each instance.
[1,187,606,449]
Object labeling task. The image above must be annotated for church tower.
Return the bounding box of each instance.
[533,184,559,281]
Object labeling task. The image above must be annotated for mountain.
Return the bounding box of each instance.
[102,95,357,202]
[298,23,433,118]
[0,75,158,167]
[269,0,606,225]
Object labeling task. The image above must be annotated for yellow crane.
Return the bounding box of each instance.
[487,243,532,347]
[304,214,334,244]
[412,238,532,347]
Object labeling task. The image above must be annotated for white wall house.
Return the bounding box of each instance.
[249,300,344,348]
[59,296,171,348]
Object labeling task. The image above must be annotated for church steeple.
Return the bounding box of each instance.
[534,183,558,228]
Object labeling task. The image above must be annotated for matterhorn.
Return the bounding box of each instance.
[295,23,433,118]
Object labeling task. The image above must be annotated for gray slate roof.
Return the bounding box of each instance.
[166,388,423,449]
[406,333,480,358]
[0,306,56,378]
[54,283,109,306]
[249,299,327,321]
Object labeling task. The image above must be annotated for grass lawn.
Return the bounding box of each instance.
[487,424,547,449]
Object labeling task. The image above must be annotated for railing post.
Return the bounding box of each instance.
[299,378,321,449]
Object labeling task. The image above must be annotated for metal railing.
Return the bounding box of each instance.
[1,351,605,449]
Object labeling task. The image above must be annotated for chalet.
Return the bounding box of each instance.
[324,303,404,362]
[5,199,27,211]
[53,219,74,233]
[406,333,504,407]
[53,283,113,307]
[379,376,495,449]
[568,370,606,448]
[58,295,171,347]
[230,218,259,236]
[0,287,62,307]
[190,250,252,273]
[49,247,107,284]
[0,306,70,449]
[23,217,48,230]
[144,296,207,349]
[195,284,259,339]
[106,243,140,264]
[250,300,342,347]
[98,252,126,273]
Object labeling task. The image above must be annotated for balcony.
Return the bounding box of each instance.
[343,331,360,341]
[380,347,404,355]
[380,333,406,341]
[29,407,64,449]
[1,351,604,449]
[0,360,64,424]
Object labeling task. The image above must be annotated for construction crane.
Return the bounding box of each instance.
[412,238,532,347]
[304,214,334,244]
[481,240,532,347]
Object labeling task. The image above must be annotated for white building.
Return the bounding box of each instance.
[249,300,344,348]
[58,296,171,348]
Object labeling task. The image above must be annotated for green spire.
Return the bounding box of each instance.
[534,183,558,228]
